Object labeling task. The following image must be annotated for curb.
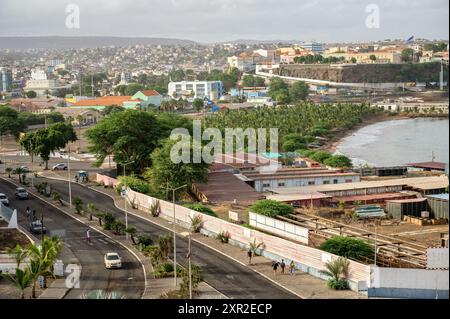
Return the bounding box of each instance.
[89,186,305,299]
[1,176,148,300]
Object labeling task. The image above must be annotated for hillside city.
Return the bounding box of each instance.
[0,23,449,305]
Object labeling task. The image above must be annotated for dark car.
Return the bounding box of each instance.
[15,187,29,200]
[29,220,47,235]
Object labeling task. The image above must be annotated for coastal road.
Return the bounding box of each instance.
[43,177,298,299]
[0,178,145,299]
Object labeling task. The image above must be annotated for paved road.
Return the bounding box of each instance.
[0,178,145,299]
[43,177,298,299]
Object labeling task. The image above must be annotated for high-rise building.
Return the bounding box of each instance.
[299,42,324,55]
[0,67,13,92]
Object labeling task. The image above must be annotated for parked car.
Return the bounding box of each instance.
[29,220,47,235]
[0,193,9,206]
[15,187,29,200]
[52,163,68,171]
[104,252,122,269]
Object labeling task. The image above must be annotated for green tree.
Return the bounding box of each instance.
[319,237,374,262]
[319,257,350,290]
[324,155,353,168]
[25,91,37,98]
[249,200,294,218]
[310,151,332,163]
[124,83,144,96]
[369,55,377,61]
[192,98,204,112]
[27,237,63,298]
[21,123,77,170]
[2,268,33,299]
[0,106,26,144]
[86,110,163,173]
[242,75,256,87]
[401,48,415,63]
[289,81,309,101]
[144,138,209,199]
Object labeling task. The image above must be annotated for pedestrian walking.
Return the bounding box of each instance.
[75,175,79,183]
[86,229,91,243]
[25,207,31,218]
[272,261,279,274]
[289,261,296,276]
[32,209,37,221]
[280,259,286,274]
[247,249,253,265]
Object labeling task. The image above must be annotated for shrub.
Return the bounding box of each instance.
[319,237,374,262]
[189,215,203,233]
[327,279,350,290]
[249,200,294,218]
[184,203,217,217]
[319,257,350,290]
[73,197,83,214]
[217,231,230,244]
[179,265,203,297]
[103,212,115,230]
[150,200,161,217]
[115,175,151,195]
[111,220,126,235]
[310,151,332,163]
[137,235,153,247]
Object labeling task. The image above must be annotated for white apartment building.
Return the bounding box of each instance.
[168,81,224,100]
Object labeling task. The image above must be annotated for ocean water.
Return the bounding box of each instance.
[335,118,449,167]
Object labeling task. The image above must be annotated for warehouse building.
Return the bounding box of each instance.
[386,194,448,220]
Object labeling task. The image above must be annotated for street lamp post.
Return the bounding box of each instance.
[67,147,72,208]
[171,184,187,288]
[122,161,135,239]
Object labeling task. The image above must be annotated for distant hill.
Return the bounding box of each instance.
[0,36,198,50]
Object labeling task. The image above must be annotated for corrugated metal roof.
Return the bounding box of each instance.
[427,194,449,201]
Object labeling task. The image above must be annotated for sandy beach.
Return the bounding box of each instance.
[321,113,409,154]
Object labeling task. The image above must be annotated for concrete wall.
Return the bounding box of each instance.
[249,212,309,244]
[96,173,371,291]
[369,266,449,299]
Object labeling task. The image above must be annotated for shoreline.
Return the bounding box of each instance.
[321,114,447,154]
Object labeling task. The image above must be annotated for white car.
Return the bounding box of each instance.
[0,193,9,206]
[52,163,68,171]
[104,252,122,269]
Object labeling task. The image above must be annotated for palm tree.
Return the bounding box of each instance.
[81,290,126,299]
[13,167,28,184]
[7,244,29,268]
[2,268,33,299]
[249,239,265,256]
[27,237,63,298]
[319,257,350,282]
[157,235,173,261]
[125,227,137,245]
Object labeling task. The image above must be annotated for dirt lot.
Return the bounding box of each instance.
[0,229,32,252]
[297,207,448,247]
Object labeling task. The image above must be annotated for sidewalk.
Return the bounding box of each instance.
[11,173,225,299]
[38,279,69,299]
[90,184,365,299]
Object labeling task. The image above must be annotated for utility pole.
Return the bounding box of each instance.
[79,74,82,96]
[122,160,135,240]
[188,232,192,299]
[30,140,34,189]
[171,184,187,288]
[67,147,72,209]
[40,212,44,242]
[440,59,444,91]
[91,74,94,97]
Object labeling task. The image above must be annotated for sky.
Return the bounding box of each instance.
[0,0,448,43]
